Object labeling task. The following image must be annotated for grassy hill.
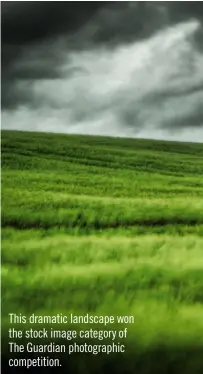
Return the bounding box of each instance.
[1,129,203,373]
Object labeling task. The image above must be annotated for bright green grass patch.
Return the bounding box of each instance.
[1,130,203,373]
[2,234,203,268]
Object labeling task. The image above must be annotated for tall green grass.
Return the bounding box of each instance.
[1,130,203,373]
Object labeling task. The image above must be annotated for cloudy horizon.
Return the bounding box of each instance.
[1,1,203,143]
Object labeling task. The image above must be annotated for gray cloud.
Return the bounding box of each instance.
[1,1,203,142]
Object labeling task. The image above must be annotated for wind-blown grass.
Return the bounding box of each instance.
[1,130,203,373]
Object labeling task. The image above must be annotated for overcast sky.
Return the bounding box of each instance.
[1,1,203,142]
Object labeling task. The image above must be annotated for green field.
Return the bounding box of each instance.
[1,129,203,373]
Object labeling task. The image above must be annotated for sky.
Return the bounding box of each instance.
[1,1,203,142]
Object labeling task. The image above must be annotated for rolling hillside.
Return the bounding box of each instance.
[1,130,203,373]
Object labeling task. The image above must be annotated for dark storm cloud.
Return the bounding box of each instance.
[1,1,107,45]
[1,1,203,141]
[1,1,111,109]
[163,103,203,130]
[2,2,203,83]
